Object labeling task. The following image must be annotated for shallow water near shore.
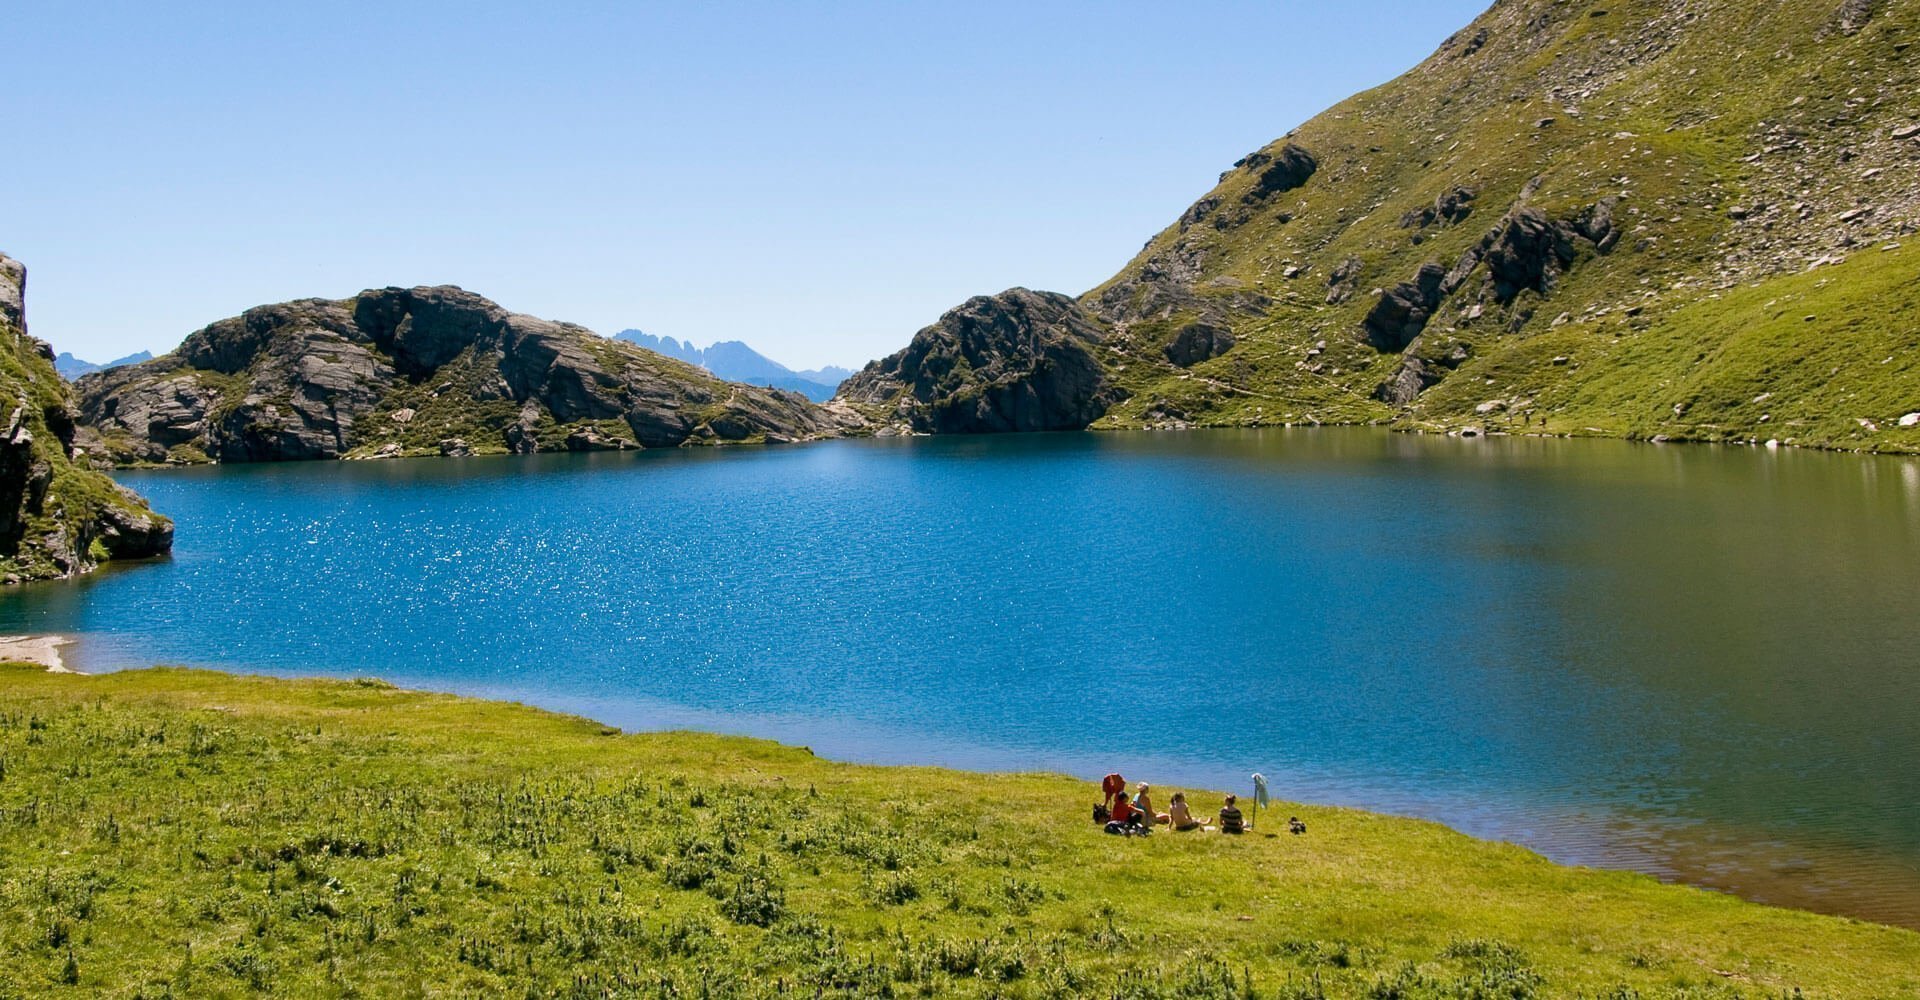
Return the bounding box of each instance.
[5,429,1919,926]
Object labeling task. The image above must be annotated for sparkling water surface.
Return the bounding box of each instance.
[4,429,1918,925]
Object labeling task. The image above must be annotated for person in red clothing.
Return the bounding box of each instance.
[1100,773,1127,815]
[1105,789,1149,834]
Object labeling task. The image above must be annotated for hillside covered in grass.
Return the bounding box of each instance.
[2,664,1917,997]
[0,253,171,583]
[840,0,1920,452]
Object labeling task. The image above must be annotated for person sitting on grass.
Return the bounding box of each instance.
[1105,791,1148,835]
[1218,794,1246,834]
[1133,782,1170,827]
[1167,792,1210,831]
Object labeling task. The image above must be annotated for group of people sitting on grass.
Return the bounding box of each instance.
[1094,775,1231,835]
[1094,774,1308,838]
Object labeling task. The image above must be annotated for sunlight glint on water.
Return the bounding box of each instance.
[4,429,1918,926]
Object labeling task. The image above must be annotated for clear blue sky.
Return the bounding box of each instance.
[7,1,1487,370]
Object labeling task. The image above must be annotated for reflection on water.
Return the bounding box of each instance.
[3,429,1918,926]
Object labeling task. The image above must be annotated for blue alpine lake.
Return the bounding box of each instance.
[4,429,1919,925]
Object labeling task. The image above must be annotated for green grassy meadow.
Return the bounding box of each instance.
[2,664,1918,997]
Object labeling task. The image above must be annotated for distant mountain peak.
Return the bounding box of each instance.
[613,329,849,403]
[54,350,153,381]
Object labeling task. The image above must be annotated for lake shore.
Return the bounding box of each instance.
[2,662,1917,996]
[0,634,74,672]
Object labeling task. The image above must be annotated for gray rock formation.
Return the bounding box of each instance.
[1239,143,1319,202]
[0,253,171,583]
[79,285,860,464]
[0,256,24,334]
[1326,256,1365,305]
[1164,322,1237,367]
[1375,339,1472,405]
[835,289,1124,433]
[1401,187,1478,230]
[1363,262,1448,352]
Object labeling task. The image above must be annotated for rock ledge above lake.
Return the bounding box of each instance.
[0,252,172,582]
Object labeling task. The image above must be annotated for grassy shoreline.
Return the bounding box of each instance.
[2,664,1917,998]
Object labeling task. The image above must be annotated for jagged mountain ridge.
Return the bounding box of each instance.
[79,286,862,465]
[54,350,152,380]
[838,0,1920,452]
[0,253,171,583]
[615,330,850,403]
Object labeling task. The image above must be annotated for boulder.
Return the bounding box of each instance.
[565,426,637,451]
[1240,143,1319,202]
[1401,186,1477,229]
[1487,209,1577,302]
[1373,338,1472,405]
[1163,322,1237,367]
[1362,262,1448,351]
[1326,256,1365,305]
[1375,353,1439,406]
[1832,0,1877,34]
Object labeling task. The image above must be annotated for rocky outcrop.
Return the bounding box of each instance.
[1362,262,1448,352]
[0,253,171,583]
[1401,187,1477,230]
[78,285,858,464]
[0,256,24,333]
[1325,256,1364,305]
[1483,208,1579,303]
[1830,0,1880,36]
[834,289,1123,433]
[1239,143,1319,202]
[1375,338,1473,406]
[1164,322,1237,367]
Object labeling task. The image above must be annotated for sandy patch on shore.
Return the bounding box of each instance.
[0,634,77,673]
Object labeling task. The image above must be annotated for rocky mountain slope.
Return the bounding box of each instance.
[836,289,1123,433]
[615,330,850,402]
[78,286,861,465]
[839,0,1920,452]
[0,253,171,583]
